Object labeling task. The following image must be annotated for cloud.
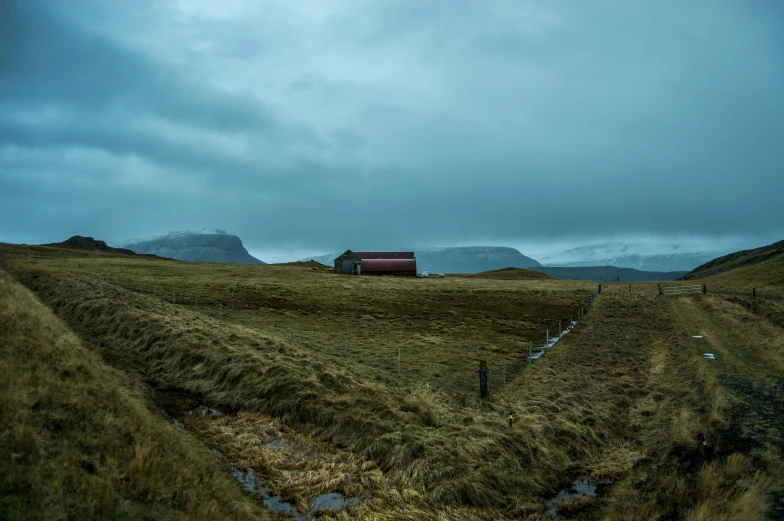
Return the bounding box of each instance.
[1,0,782,257]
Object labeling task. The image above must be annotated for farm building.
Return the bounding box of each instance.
[333,250,417,276]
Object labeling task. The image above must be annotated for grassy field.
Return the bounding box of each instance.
[23,250,596,393]
[1,243,782,520]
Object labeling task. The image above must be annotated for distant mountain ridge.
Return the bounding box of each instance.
[306,246,541,274]
[531,266,688,282]
[121,230,264,264]
[536,243,733,272]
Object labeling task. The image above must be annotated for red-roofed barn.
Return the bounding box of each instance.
[333,250,417,276]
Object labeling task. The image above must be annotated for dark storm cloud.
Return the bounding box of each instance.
[1,0,783,258]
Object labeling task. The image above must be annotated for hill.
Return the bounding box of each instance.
[122,229,265,264]
[307,246,541,274]
[44,235,136,255]
[681,239,784,284]
[531,265,688,282]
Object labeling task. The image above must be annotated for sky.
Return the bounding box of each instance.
[2,0,783,263]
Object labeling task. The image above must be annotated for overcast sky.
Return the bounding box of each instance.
[2,0,783,262]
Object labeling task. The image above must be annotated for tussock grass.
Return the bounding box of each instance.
[0,268,269,520]
[2,247,781,519]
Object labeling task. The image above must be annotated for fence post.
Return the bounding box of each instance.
[397,348,401,373]
[479,361,489,399]
[598,283,602,294]
[529,341,532,363]
[219,303,222,319]
[558,320,562,336]
[154,285,156,296]
[753,288,756,298]
[703,284,707,294]
[173,291,176,305]
[195,295,198,309]
[546,330,549,346]
[503,359,506,386]
[658,284,662,295]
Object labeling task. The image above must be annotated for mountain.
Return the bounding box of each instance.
[531,266,688,282]
[306,246,541,274]
[680,240,784,283]
[45,235,136,255]
[121,230,264,264]
[535,242,736,272]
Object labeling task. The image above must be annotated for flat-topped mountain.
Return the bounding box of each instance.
[121,230,264,264]
[45,236,135,255]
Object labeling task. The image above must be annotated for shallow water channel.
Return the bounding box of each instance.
[544,477,611,520]
[169,406,370,519]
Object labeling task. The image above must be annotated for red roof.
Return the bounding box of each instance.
[361,259,417,272]
[354,252,415,260]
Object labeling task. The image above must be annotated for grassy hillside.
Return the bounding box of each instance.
[1,243,781,519]
[0,268,270,520]
[681,240,784,285]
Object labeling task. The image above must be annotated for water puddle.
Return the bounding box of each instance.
[230,468,369,520]
[544,477,611,520]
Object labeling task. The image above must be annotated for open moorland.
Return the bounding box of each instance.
[1,242,783,520]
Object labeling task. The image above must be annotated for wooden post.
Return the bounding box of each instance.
[479,361,489,398]
[503,359,506,386]
[598,283,602,294]
[195,295,198,309]
[219,303,222,319]
[629,283,631,294]
[753,288,756,298]
[397,348,401,373]
[173,291,176,304]
[558,320,561,336]
[546,330,549,346]
[153,285,156,296]
[529,341,532,363]
[658,284,662,295]
[702,284,707,294]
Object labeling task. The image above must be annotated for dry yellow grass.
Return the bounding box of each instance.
[1,244,782,519]
[0,268,271,520]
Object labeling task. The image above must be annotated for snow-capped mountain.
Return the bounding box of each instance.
[306,246,541,274]
[121,229,264,264]
[535,242,744,272]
